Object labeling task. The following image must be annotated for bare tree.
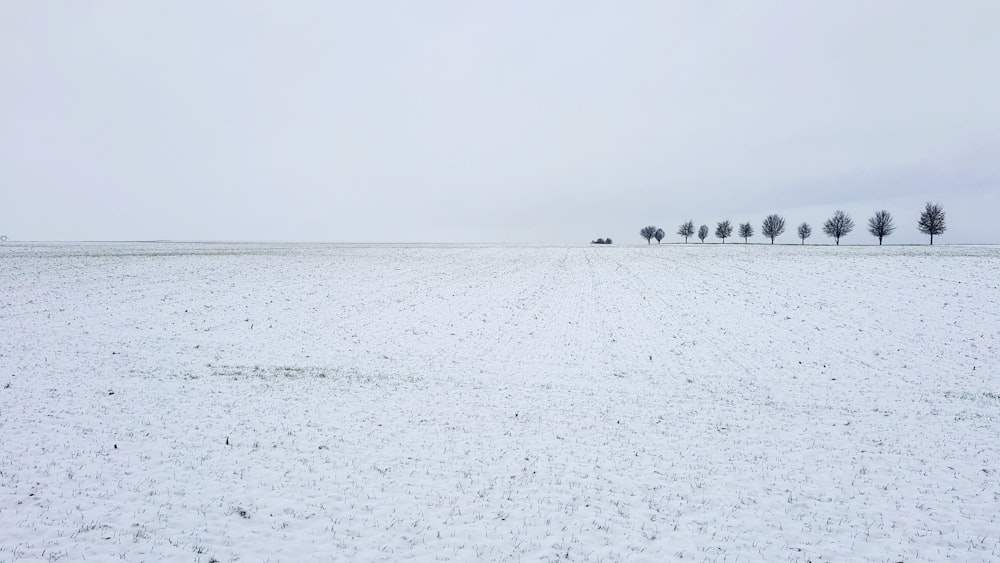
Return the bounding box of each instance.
[823,210,854,245]
[640,225,658,244]
[738,222,754,243]
[715,220,733,243]
[677,220,695,243]
[917,202,946,245]
[654,228,665,243]
[867,210,895,245]
[797,222,812,244]
[697,224,709,243]
[761,214,786,244]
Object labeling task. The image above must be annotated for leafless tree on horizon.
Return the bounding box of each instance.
[917,202,946,245]
[823,210,854,245]
[867,210,895,245]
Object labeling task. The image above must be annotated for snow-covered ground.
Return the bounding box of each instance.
[1,242,998,562]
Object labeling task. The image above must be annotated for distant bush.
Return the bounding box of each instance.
[590,238,613,245]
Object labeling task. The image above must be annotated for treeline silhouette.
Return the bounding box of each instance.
[634,203,946,246]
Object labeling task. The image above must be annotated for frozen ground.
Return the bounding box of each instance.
[1,242,998,562]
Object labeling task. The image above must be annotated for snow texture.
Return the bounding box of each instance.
[2,242,999,562]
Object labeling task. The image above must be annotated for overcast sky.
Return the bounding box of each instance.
[2,1,998,244]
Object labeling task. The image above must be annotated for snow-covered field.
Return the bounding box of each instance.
[2,242,998,562]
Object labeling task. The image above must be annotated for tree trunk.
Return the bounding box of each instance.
[930,234,934,245]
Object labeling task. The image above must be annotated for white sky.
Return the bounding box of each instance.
[2,1,998,244]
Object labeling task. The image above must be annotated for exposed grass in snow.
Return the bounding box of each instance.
[1,243,999,561]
